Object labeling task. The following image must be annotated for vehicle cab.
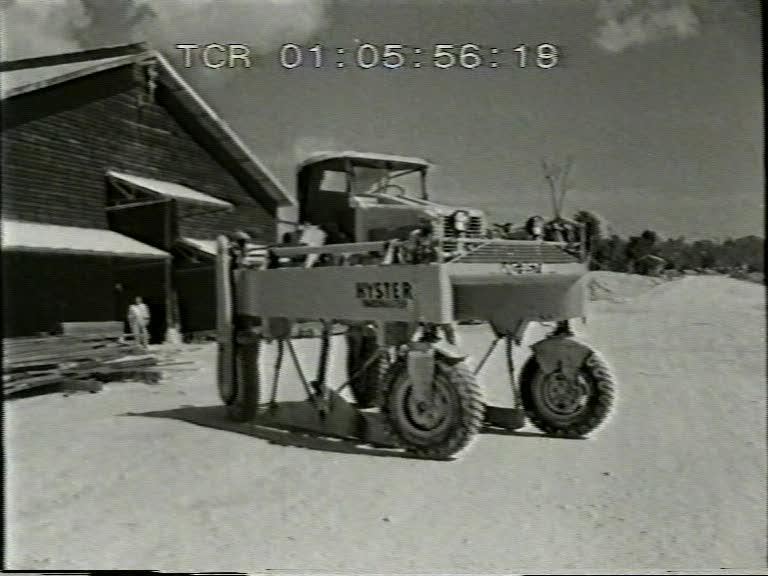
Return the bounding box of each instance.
[297,151,486,244]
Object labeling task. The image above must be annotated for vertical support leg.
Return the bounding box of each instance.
[304,320,333,418]
[474,336,501,375]
[286,339,315,405]
[269,339,285,408]
[313,320,332,398]
[372,321,390,408]
[485,327,527,430]
[505,335,521,409]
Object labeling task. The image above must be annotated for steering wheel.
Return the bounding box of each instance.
[373,183,406,196]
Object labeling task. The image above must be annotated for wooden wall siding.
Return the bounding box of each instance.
[2,65,275,242]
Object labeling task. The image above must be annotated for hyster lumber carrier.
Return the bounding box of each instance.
[216,152,615,459]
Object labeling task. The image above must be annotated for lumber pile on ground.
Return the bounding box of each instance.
[3,322,161,397]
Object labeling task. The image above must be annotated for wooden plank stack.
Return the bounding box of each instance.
[3,322,160,397]
[60,321,125,337]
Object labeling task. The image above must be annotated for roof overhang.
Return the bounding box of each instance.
[106,171,234,213]
[0,42,147,98]
[152,51,293,209]
[0,54,139,99]
[1,220,170,259]
[178,237,217,256]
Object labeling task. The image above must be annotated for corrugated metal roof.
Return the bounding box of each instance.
[108,171,234,210]
[1,220,170,258]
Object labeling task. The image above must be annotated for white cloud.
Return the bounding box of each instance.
[1,0,89,60]
[148,0,329,56]
[594,0,700,53]
[1,0,329,61]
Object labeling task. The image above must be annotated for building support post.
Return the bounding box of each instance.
[164,199,181,344]
[164,257,181,344]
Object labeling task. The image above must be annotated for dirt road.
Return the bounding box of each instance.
[5,275,766,572]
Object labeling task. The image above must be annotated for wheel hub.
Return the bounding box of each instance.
[395,376,455,435]
[541,371,590,416]
[407,389,448,429]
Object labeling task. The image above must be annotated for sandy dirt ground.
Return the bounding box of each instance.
[5,275,766,573]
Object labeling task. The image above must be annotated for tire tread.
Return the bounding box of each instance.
[520,350,615,438]
[384,359,485,459]
[227,341,260,422]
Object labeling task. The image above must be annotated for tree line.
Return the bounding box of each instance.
[571,211,764,276]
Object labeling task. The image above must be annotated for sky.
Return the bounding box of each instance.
[2,0,764,240]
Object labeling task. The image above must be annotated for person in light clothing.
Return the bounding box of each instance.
[128,296,150,348]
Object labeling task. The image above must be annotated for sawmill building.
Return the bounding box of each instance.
[1,43,292,341]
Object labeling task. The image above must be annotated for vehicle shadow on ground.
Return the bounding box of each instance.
[124,404,427,460]
[481,426,546,438]
[124,404,571,460]
[480,425,586,440]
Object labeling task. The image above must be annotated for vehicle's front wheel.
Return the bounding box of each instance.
[384,358,484,459]
[520,350,614,437]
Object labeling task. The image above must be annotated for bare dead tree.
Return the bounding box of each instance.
[541,156,573,219]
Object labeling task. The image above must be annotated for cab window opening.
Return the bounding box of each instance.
[351,166,426,199]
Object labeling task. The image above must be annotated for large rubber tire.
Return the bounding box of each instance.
[222,341,261,422]
[520,351,614,438]
[384,358,484,459]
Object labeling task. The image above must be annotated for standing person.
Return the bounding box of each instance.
[128,296,151,348]
[525,215,545,240]
[407,217,437,263]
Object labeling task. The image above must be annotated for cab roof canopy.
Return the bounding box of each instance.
[299,151,431,172]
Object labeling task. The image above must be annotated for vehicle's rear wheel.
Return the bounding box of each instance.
[346,326,383,408]
[384,358,484,459]
[520,351,614,437]
[218,340,261,422]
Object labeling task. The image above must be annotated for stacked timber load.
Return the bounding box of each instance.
[3,321,159,397]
